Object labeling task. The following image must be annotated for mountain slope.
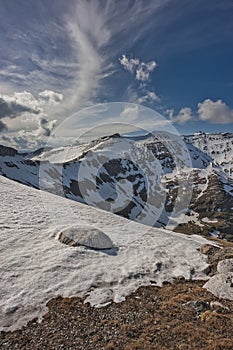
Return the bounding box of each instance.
[0,175,213,331]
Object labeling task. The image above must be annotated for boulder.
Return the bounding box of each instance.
[58,225,114,250]
[203,273,233,301]
[217,259,233,274]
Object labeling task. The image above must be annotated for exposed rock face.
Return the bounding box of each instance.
[210,247,233,264]
[199,244,233,275]
[184,132,233,177]
[201,244,233,300]
[58,226,114,250]
[0,145,18,157]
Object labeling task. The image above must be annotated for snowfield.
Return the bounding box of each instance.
[0,176,216,332]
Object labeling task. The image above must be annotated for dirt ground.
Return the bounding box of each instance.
[1,240,233,350]
[1,278,233,350]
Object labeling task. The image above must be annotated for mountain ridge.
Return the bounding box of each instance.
[0,131,232,240]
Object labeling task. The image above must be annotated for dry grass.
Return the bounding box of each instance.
[1,242,233,349]
[1,279,233,350]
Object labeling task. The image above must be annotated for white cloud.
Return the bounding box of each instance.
[119,54,158,106]
[197,99,233,124]
[0,116,57,151]
[38,90,64,105]
[168,107,193,125]
[119,54,157,82]
[0,90,63,122]
[119,55,140,73]
[3,114,38,132]
[167,98,233,126]
[0,1,169,130]
[138,91,160,104]
[135,61,157,82]
[120,105,139,123]
[65,1,112,112]
[0,90,63,149]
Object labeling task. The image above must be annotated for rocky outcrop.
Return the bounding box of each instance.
[0,145,18,157]
[201,244,233,300]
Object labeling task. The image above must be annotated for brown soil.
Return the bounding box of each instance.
[1,242,233,350]
[1,279,233,350]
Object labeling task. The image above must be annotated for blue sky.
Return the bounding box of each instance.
[0,0,233,149]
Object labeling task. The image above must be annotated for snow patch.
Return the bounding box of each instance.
[202,217,218,224]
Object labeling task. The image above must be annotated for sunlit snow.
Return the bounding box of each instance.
[0,176,214,331]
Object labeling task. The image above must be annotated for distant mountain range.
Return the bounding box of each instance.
[0,132,232,240]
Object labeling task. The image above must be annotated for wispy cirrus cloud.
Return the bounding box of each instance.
[64,1,111,112]
[0,0,168,112]
[1,0,168,149]
[1,0,232,148]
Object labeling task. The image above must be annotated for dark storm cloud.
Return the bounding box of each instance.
[0,96,41,119]
[38,117,56,137]
[0,90,63,121]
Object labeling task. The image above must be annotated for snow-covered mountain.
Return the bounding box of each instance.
[184,132,233,177]
[0,132,232,240]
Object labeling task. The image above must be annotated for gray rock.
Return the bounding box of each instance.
[58,225,114,250]
[217,259,233,274]
[184,300,210,313]
[203,273,233,301]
